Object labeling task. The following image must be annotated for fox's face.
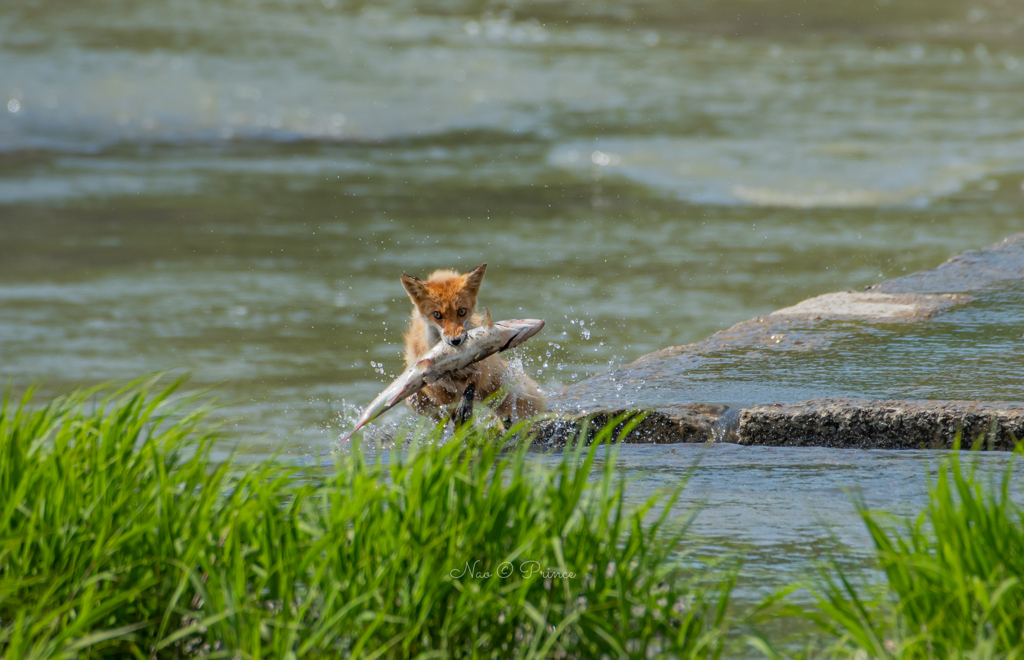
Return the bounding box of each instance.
[401,263,486,347]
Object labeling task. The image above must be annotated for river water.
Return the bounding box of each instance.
[2,0,1024,607]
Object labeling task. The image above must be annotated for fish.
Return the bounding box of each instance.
[339,311,544,441]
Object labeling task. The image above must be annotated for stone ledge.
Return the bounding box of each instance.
[531,400,1024,451]
[532,404,738,446]
[738,399,1024,450]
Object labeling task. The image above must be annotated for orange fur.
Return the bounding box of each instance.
[400,263,546,422]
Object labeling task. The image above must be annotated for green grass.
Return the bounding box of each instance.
[0,379,733,659]
[794,444,1024,660]
[5,380,1024,660]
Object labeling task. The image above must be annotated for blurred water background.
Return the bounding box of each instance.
[3,0,1024,605]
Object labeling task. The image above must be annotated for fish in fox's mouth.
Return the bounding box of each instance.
[339,317,545,441]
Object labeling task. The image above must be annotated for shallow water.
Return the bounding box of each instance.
[2,0,1024,612]
[565,443,1024,596]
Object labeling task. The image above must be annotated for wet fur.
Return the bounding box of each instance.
[400,264,546,421]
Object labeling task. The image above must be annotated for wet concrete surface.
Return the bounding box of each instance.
[869,233,1024,295]
[546,233,1024,449]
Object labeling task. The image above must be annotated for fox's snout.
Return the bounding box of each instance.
[445,332,466,347]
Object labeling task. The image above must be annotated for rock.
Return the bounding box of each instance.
[546,233,1024,450]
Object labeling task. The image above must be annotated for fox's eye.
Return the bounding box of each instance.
[458,308,467,317]
[433,311,442,320]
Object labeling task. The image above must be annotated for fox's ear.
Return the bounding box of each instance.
[400,274,428,304]
[462,263,487,297]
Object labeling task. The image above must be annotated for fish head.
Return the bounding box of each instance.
[495,319,545,351]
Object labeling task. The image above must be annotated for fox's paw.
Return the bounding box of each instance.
[450,381,476,429]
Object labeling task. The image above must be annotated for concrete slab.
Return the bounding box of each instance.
[769,291,969,321]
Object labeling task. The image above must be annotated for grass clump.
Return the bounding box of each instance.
[800,445,1024,659]
[0,380,733,659]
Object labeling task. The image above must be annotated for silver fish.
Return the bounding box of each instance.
[339,312,544,441]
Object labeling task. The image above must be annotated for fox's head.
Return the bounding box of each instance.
[401,263,486,347]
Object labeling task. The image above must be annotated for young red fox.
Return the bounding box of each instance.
[400,263,546,424]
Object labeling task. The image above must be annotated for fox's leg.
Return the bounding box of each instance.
[451,380,476,429]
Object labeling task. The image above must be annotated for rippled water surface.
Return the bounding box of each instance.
[3,0,1024,603]
[562,444,1024,592]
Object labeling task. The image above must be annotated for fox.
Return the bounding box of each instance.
[400,263,546,425]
